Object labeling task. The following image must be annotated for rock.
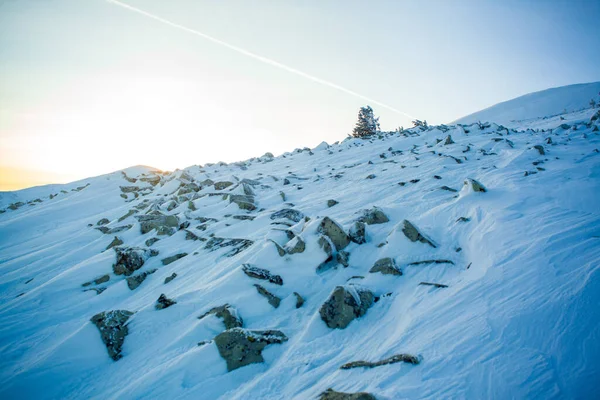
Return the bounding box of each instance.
[254,284,281,308]
[318,388,376,400]
[284,236,305,254]
[198,304,243,330]
[119,186,139,193]
[357,207,389,225]
[161,253,188,265]
[337,250,350,267]
[366,174,376,179]
[456,217,470,223]
[155,294,176,310]
[232,215,255,221]
[242,264,283,285]
[106,236,123,251]
[327,199,339,207]
[319,286,375,329]
[214,181,234,190]
[97,218,110,226]
[214,328,288,371]
[185,230,201,241]
[444,135,454,145]
[204,237,254,257]
[270,208,305,223]
[164,273,177,284]
[464,178,487,193]
[348,221,366,244]
[117,209,138,222]
[94,274,110,285]
[401,220,436,248]
[318,217,350,250]
[113,247,158,276]
[178,182,199,196]
[90,310,134,361]
[96,225,133,235]
[340,354,420,370]
[145,237,160,247]
[229,194,256,211]
[136,214,180,235]
[440,186,458,192]
[268,239,286,256]
[533,145,546,155]
[294,292,305,308]
[126,269,157,290]
[369,257,402,275]
[140,175,161,186]
[318,236,334,258]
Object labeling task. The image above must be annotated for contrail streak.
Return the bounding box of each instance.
[107,0,414,120]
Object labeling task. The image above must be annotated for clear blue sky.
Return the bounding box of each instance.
[1,0,599,189]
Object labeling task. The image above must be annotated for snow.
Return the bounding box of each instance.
[1,91,600,399]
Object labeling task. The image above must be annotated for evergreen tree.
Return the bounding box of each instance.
[352,106,380,138]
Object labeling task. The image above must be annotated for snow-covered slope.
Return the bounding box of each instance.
[454,81,600,127]
[1,106,600,399]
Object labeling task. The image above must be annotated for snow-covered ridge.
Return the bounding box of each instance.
[0,105,599,399]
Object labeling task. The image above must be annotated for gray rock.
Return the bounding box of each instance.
[97,218,110,226]
[214,181,234,190]
[369,257,402,275]
[294,292,305,308]
[113,247,158,276]
[164,273,177,284]
[161,253,188,265]
[340,353,420,369]
[348,221,366,244]
[198,304,243,330]
[358,207,389,225]
[319,286,375,329]
[254,284,281,308]
[229,194,256,211]
[90,310,134,361]
[139,175,161,186]
[318,389,377,400]
[117,209,138,222]
[268,239,286,256]
[242,264,283,285]
[120,186,139,193]
[145,237,160,247]
[284,236,305,254]
[327,199,339,207]
[444,135,454,145]
[464,178,487,193]
[214,328,288,371]
[136,214,180,235]
[126,269,157,290]
[270,208,305,223]
[204,237,254,257]
[337,250,350,267]
[533,145,546,155]
[155,293,176,310]
[401,220,436,248]
[318,217,350,250]
[106,236,123,251]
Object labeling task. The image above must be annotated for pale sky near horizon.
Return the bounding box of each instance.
[1,0,599,191]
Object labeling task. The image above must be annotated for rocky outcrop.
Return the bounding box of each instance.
[358,207,389,225]
[113,247,158,276]
[401,220,436,248]
[90,310,134,361]
[318,217,350,250]
[242,264,283,285]
[369,257,402,276]
[270,208,305,223]
[348,221,366,244]
[319,286,375,329]
[340,353,420,369]
[161,253,188,265]
[155,294,176,310]
[318,388,377,400]
[136,214,179,235]
[214,328,288,371]
[198,304,243,330]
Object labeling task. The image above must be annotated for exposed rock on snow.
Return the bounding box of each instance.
[155,294,177,310]
[318,217,350,250]
[327,199,339,207]
[214,181,234,190]
[464,178,487,193]
[294,292,305,308]
[348,221,366,244]
[401,220,436,248]
[318,388,377,400]
[340,353,420,370]
[161,253,188,266]
[337,250,350,267]
[198,304,243,330]
[319,286,375,329]
[112,247,158,276]
[105,236,123,251]
[357,207,389,225]
[229,194,256,211]
[270,208,305,223]
[90,310,134,361]
[254,284,281,308]
[214,328,288,371]
[369,257,402,276]
[126,269,157,290]
[136,214,179,235]
[242,264,283,285]
[164,273,177,284]
[284,236,306,254]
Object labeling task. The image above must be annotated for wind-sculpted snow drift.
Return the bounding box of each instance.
[0,105,599,399]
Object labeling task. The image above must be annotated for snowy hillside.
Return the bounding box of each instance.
[454,81,600,127]
[1,105,600,399]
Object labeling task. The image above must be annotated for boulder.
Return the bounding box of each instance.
[90,310,134,361]
[327,199,339,207]
[113,247,158,276]
[155,294,176,310]
[318,217,350,250]
[161,253,188,265]
[464,178,487,193]
[318,389,377,400]
[214,328,288,371]
[136,214,179,235]
[254,284,281,308]
[97,218,110,226]
[284,236,305,254]
[357,207,389,225]
[214,181,234,190]
[444,135,454,145]
[401,220,436,248]
[270,208,305,223]
[126,269,157,290]
[369,257,402,275]
[319,286,375,329]
[229,194,256,211]
[242,264,283,285]
[533,145,546,155]
[348,221,366,244]
[294,292,305,308]
[145,237,160,247]
[198,304,243,330]
[164,273,177,284]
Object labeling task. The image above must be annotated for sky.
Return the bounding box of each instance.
[1,0,599,191]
